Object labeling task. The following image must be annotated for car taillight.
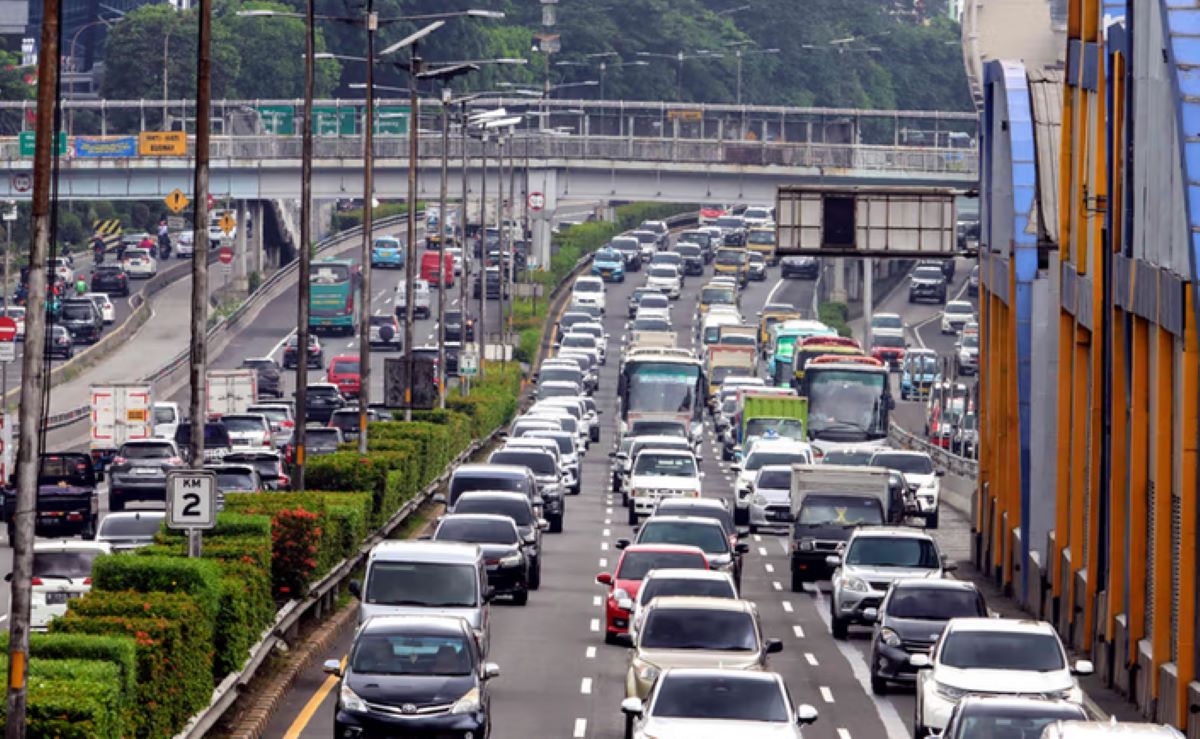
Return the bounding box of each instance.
[31,577,43,586]
[167,457,183,465]
[83,577,91,585]
[281,420,295,428]
[262,439,272,447]
[113,456,127,465]
[279,474,291,487]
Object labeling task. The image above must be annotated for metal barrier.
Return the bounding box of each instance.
[888,420,979,478]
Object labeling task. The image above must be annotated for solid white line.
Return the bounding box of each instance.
[764,563,775,573]
[779,538,789,555]
[586,646,597,659]
[792,624,805,638]
[820,686,834,703]
[267,329,296,359]
[805,653,819,666]
[764,276,786,307]
[580,678,593,695]
[593,595,602,607]
[573,718,587,738]
[589,618,600,633]
[782,601,793,613]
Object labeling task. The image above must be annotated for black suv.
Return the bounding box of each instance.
[240,357,283,398]
[3,453,99,539]
[45,325,74,360]
[443,310,474,343]
[304,383,345,423]
[283,333,323,369]
[907,264,948,304]
[58,299,103,343]
[91,264,130,296]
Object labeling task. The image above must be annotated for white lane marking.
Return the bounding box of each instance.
[805,653,819,666]
[580,678,593,695]
[779,538,789,555]
[838,730,852,739]
[589,618,600,633]
[793,624,805,638]
[593,595,602,607]
[267,329,296,359]
[385,297,392,304]
[772,581,782,591]
[753,534,762,543]
[765,563,775,573]
[606,507,613,515]
[602,528,611,537]
[758,547,768,556]
[820,686,834,703]
[586,646,597,659]
[782,600,793,613]
[764,276,787,307]
[0,615,7,625]
[601,542,609,551]
[599,557,607,568]
[604,519,612,525]
[573,718,587,738]
[374,308,381,315]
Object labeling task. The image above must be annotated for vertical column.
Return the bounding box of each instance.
[1107,306,1128,646]
[253,201,265,271]
[1127,315,1150,666]
[1149,324,1174,702]
[1174,286,1199,724]
[1052,310,1073,613]
[234,200,248,292]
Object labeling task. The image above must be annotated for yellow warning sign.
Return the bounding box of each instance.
[139,131,186,156]
[164,189,189,214]
[218,212,236,234]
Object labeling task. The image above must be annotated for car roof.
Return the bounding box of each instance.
[871,449,931,460]
[453,463,531,478]
[622,543,708,555]
[454,491,533,505]
[849,526,935,541]
[1041,723,1184,738]
[359,614,471,636]
[99,511,165,523]
[208,463,258,474]
[438,513,519,528]
[643,515,723,529]
[746,439,811,453]
[368,540,482,563]
[656,498,727,512]
[642,568,733,583]
[122,438,175,446]
[33,540,112,553]
[644,595,753,613]
[946,617,1055,635]
[658,667,779,683]
[954,695,1087,717]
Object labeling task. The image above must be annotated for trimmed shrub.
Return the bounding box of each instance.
[214,561,274,675]
[271,507,321,599]
[0,657,127,739]
[818,301,853,337]
[91,554,222,624]
[27,631,138,699]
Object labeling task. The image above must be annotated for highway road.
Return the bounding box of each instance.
[261,249,987,739]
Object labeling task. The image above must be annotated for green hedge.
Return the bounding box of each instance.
[305,449,420,527]
[0,657,128,739]
[214,561,275,675]
[54,591,213,738]
[615,202,696,231]
[224,491,374,577]
[818,301,853,337]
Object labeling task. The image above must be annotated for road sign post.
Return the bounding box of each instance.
[164,188,190,214]
[166,470,218,557]
[528,191,545,212]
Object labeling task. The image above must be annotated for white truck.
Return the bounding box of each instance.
[787,464,899,590]
[89,384,154,470]
[205,369,258,419]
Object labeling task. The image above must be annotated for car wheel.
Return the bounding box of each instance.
[604,630,621,646]
[549,514,563,534]
[790,569,805,592]
[80,515,96,539]
[6,522,14,543]
[627,505,638,526]
[108,494,125,512]
[512,589,529,606]
[870,669,888,695]
[831,612,849,640]
[529,560,541,590]
[733,506,748,526]
[926,510,939,529]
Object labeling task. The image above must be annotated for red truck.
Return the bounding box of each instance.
[420,251,455,288]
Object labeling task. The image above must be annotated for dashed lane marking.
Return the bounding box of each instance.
[599,558,607,568]
[573,718,587,738]
[758,547,768,556]
[600,542,609,551]
[772,581,782,591]
[602,528,611,537]
[754,534,762,543]
[593,595,602,607]
[838,729,852,739]
[580,678,593,695]
[793,625,805,638]
[805,653,819,666]
[586,646,596,659]
[782,601,793,613]
[820,686,834,703]
[589,619,600,633]
[604,519,612,525]
[765,563,775,573]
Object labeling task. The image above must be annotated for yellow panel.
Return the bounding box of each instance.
[1107,309,1128,643]
[1053,310,1074,597]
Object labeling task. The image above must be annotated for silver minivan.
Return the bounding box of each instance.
[350,540,493,652]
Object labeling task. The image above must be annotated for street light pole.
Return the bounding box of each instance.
[460,101,470,375]
[496,133,505,368]
[357,4,376,444]
[187,0,213,506]
[293,0,315,490]
[477,131,487,378]
[402,57,419,422]
[437,88,449,408]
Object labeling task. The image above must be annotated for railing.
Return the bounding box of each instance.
[889,420,979,478]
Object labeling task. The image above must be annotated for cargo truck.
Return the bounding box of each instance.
[206,369,258,419]
[724,393,807,461]
[705,345,757,399]
[788,464,901,590]
[89,383,153,472]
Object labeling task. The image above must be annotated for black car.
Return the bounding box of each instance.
[433,513,532,604]
[676,230,715,262]
[448,491,546,589]
[44,325,74,360]
[627,287,663,318]
[3,453,99,540]
[443,309,474,343]
[324,614,498,738]
[107,439,184,511]
[283,333,323,369]
[305,383,345,423]
[609,237,642,271]
[58,298,102,343]
[473,267,508,299]
[223,450,290,490]
[240,357,283,398]
[867,579,988,693]
[488,448,565,533]
[328,408,363,441]
[967,264,980,296]
[173,422,233,464]
[939,696,1087,739]
[673,243,705,276]
[780,255,819,279]
[908,264,948,304]
[91,264,130,297]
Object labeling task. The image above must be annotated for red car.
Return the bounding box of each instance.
[326,355,361,398]
[594,543,709,645]
[870,333,907,370]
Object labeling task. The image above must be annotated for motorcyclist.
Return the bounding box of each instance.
[74,277,87,297]
[157,218,172,259]
[91,234,106,264]
[138,234,155,252]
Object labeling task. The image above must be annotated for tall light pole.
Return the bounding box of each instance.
[293,0,315,491]
[635,49,721,101]
[356,2,379,441]
[555,55,647,99]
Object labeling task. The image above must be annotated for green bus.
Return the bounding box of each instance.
[309,258,359,335]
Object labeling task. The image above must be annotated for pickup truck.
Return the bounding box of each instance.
[3,453,100,540]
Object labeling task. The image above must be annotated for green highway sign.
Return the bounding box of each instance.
[313,106,357,136]
[256,104,410,136]
[375,106,409,135]
[19,131,67,157]
[257,105,295,135]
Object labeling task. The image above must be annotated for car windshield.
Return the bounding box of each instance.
[649,267,677,279]
[222,417,266,433]
[959,715,1077,738]
[757,469,791,489]
[715,217,742,229]
[914,267,943,280]
[846,537,940,568]
[873,315,903,330]
[715,250,744,265]
[307,429,340,448]
[822,450,876,466]
[633,318,671,332]
[962,414,978,431]
[639,294,669,308]
[744,418,805,441]
[796,495,885,526]
[629,422,687,438]
[249,407,289,423]
[871,453,934,475]
[745,451,805,471]
[616,551,707,580]
[675,244,700,257]
[490,450,555,476]
[331,360,360,375]
[633,454,696,477]
[453,497,533,526]
[526,432,573,455]
[947,302,974,316]
[539,368,581,385]
[62,303,93,320]
[33,551,102,579]
[939,631,1065,671]
[595,249,621,263]
[962,334,979,348]
[152,406,176,424]
[574,280,602,293]
[216,471,256,491]
[436,518,519,545]
[652,675,789,722]
[97,514,163,539]
[874,334,905,348]
[120,443,173,459]
[226,457,281,479]
[537,384,578,400]
[450,473,525,496]
[701,288,735,304]
[748,231,774,245]
[365,561,478,607]
[638,521,728,554]
[711,366,753,385]
[887,588,983,620]
[641,608,756,650]
[907,354,939,372]
[640,578,735,605]
[38,455,94,487]
[350,633,473,676]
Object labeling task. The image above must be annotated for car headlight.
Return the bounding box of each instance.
[499,552,523,567]
[450,687,483,714]
[840,576,869,593]
[934,681,967,702]
[880,628,902,647]
[636,660,660,683]
[798,538,816,552]
[339,682,369,713]
[1043,687,1075,701]
[752,494,768,506]
[613,589,631,608]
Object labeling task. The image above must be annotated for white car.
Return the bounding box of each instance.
[95,510,166,551]
[733,438,813,524]
[2,306,26,341]
[627,449,703,524]
[870,449,942,528]
[646,264,683,300]
[152,401,182,440]
[445,246,465,275]
[871,312,904,338]
[748,464,794,533]
[121,248,157,278]
[394,279,432,319]
[30,540,111,629]
[571,275,606,312]
[219,413,274,450]
[623,568,739,644]
[940,300,975,334]
[741,206,773,228]
[82,292,115,323]
[175,230,195,258]
[913,618,1093,737]
[621,668,818,739]
[52,257,73,284]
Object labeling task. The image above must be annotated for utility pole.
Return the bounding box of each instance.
[437,88,449,408]
[6,0,58,727]
[358,3,377,444]
[506,135,516,344]
[496,134,505,368]
[401,47,420,422]
[293,0,315,490]
[187,0,213,559]
[477,132,487,378]
[460,102,470,385]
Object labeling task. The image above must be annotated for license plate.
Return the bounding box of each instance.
[133,467,157,475]
[769,511,790,521]
[44,592,79,605]
[486,565,498,572]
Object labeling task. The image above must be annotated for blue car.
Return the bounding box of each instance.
[370,236,405,268]
[900,348,941,400]
[591,247,626,282]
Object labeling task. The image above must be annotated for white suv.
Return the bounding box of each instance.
[828,527,949,640]
[913,618,1093,737]
[733,438,812,525]
[627,449,703,525]
[31,540,111,629]
[571,275,606,312]
[869,449,943,528]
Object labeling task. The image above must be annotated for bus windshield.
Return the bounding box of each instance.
[806,369,888,441]
[624,362,702,418]
[310,262,351,284]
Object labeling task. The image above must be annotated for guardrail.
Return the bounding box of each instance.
[888,420,978,478]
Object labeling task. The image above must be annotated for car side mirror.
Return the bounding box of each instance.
[735,543,750,554]
[483,662,501,680]
[862,607,879,623]
[348,580,362,599]
[1073,659,1094,676]
[615,538,631,550]
[796,704,819,725]
[595,572,613,586]
[943,560,958,572]
[607,451,616,458]
[620,697,644,717]
[730,462,742,472]
[537,518,550,531]
[825,554,842,568]
[322,659,342,677]
[765,638,784,655]
[484,586,496,602]
[936,469,945,477]
[909,654,932,668]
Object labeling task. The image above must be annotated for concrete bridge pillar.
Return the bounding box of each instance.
[529,169,558,272]
[234,200,249,292]
[829,257,848,303]
[251,200,265,271]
